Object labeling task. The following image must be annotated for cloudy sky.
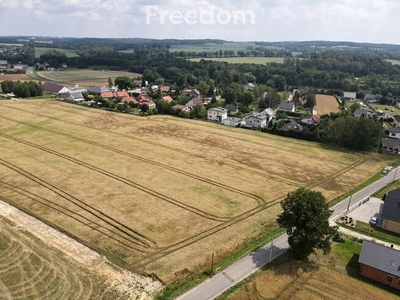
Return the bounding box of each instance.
[0,0,399,44]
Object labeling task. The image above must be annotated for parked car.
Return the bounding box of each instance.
[370,216,378,225]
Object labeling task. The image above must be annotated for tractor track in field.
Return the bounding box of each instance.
[0,102,301,188]
[0,133,232,223]
[0,181,151,252]
[0,115,266,208]
[0,158,156,251]
[0,102,373,269]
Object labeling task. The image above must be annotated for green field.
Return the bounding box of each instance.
[188,57,286,64]
[370,103,400,116]
[35,47,79,58]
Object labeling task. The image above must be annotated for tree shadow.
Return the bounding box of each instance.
[250,244,287,269]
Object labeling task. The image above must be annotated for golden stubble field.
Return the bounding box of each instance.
[0,100,393,281]
[315,94,341,116]
[36,70,141,87]
[0,219,108,299]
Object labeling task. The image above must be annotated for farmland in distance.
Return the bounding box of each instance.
[0,100,393,281]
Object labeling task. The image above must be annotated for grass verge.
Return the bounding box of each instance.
[339,221,400,245]
[155,228,285,300]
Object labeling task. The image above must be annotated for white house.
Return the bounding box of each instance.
[389,127,400,140]
[258,108,276,122]
[244,83,255,91]
[245,115,267,129]
[208,107,228,123]
[343,92,357,101]
[223,117,244,127]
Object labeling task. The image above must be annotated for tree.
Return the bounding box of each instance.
[115,76,132,90]
[277,188,337,260]
[304,93,316,109]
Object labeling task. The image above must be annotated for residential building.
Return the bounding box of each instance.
[162,95,174,103]
[359,240,400,290]
[223,117,244,127]
[172,104,189,112]
[87,86,110,95]
[245,114,267,129]
[189,89,201,99]
[388,127,400,139]
[244,83,255,91]
[207,107,228,123]
[224,105,239,114]
[42,82,70,95]
[381,138,400,155]
[381,188,400,233]
[258,108,276,122]
[280,121,304,132]
[343,92,357,101]
[160,85,171,94]
[364,94,381,103]
[279,101,296,112]
[185,96,204,109]
[354,109,374,118]
[393,115,400,127]
[65,92,84,104]
[301,115,321,125]
[0,60,7,67]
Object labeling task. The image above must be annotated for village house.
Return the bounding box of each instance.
[185,96,204,109]
[43,82,70,95]
[353,109,374,118]
[388,127,400,139]
[87,86,110,95]
[162,95,174,103]
[380,188,400,233]
[65,92,84,104]
[279,101,296,112]
[160,85,171,94]
[343,92,357,101]
[223,117,244,127]
[381,138,400,155]
[301,115,321,125]
[258,108,276,123]
[393,115,400,127]
[359,240,400,290]
[172,104,190,112]
[188,89,201,99]
[244,83,255,91]
[224,105,239,114]
[280,120,304,132]
[207,107,228,123]
[245,114,268,129]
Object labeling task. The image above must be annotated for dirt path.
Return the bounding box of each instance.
[0,199,163,299]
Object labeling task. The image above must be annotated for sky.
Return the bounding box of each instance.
[0,0,399,44]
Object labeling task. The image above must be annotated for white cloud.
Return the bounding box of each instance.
[0,0,399,43]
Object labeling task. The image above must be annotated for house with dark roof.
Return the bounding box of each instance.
[354,109,374,118]
[381,188,400,233]
[65,92,84,104]
[388,127,400,140]
[279,101,296,112]
[224,105,239,114]
[189,89,201,99]
[393,115,400,127]
[364,93,381,102]
[185,96,204,109]
[359,240,400,289]
[280,121,304,132]
[42,82,70,95]
[381,138,400,155]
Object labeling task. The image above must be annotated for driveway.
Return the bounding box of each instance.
[347,197,383,224]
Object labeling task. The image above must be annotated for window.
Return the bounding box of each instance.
[387,275,393,283]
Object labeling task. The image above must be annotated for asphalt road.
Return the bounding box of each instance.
[177,166,399,300]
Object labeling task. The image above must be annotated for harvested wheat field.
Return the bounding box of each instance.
[315,94,341,116]
[37,69,141,88]
[0,100,394,281]
[224,240,398,300]
[0,73,32,81]
[0,218,110,299]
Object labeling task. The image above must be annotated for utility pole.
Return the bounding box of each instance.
[346,189,354,215]
[210,253,214,277]
[269,240,273,263]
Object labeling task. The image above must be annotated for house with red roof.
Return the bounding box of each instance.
[162,95,174,103]
[301,115,321,125]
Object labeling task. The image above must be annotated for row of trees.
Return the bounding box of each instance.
[0,80,43,98]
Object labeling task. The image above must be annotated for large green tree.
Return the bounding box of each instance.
[114,76,133,90]
[277,188,337,260]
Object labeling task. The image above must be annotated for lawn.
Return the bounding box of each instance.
[0,218,109,299]
[35,47,79,58]
[220,239,399,300]
[315,94,340,115]
[370,103,400,116]
[189,57,286,64]
[36,69,141,87]
[0,100,394,282]
[354,221,400,245]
